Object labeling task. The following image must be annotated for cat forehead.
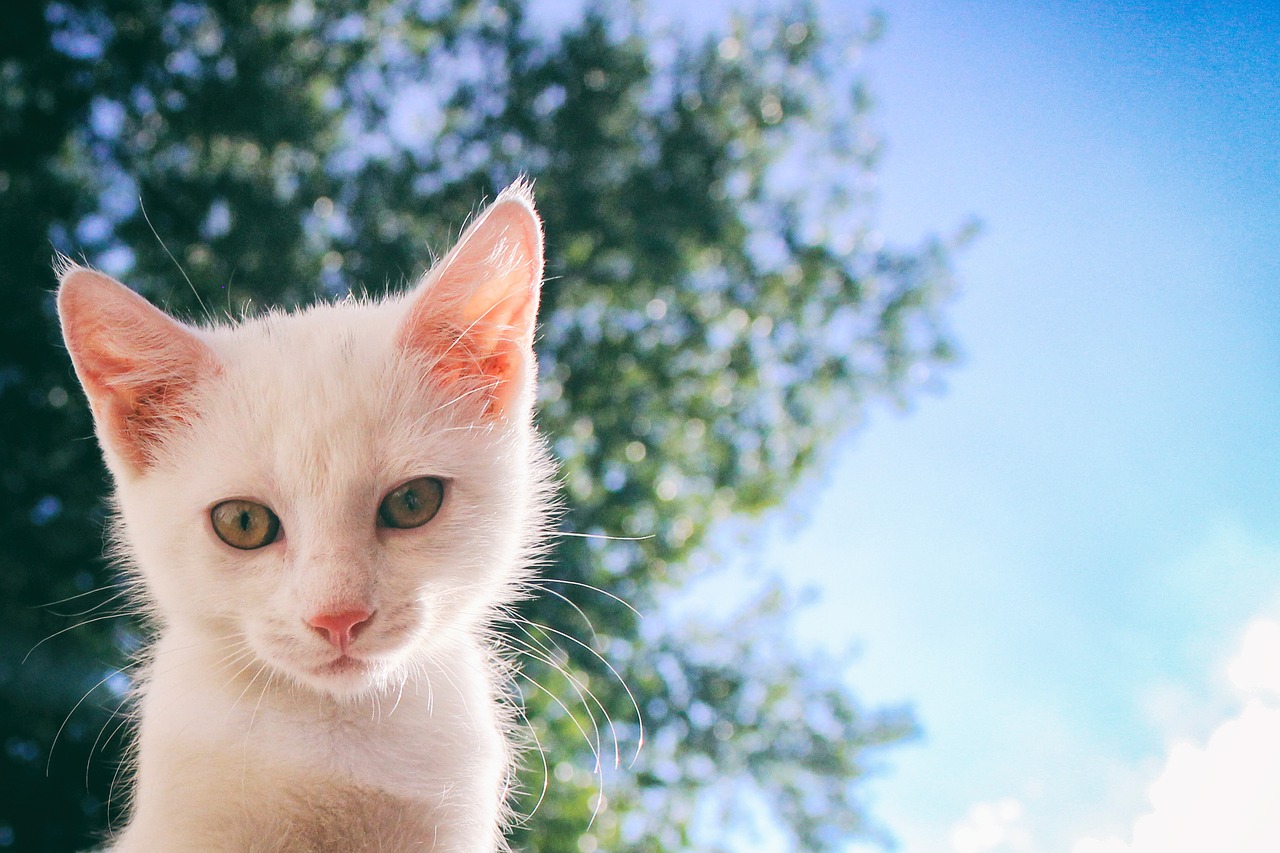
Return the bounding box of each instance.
[205,296,402,364]
[203,296,432,420]
[194,296,455,473]
[155,291,517,503]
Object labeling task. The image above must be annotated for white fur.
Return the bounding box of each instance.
[60,188,555,851]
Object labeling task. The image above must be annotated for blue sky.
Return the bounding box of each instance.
[737,1,1280,850]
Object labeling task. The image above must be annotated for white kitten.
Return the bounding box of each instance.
[56,183,554,852]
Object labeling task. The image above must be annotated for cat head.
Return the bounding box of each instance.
[57,182,554,699]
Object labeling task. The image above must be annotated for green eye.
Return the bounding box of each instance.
[378,477,445,529]
[211,500,281,550]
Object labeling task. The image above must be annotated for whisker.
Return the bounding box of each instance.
[529,578,643,619]
[533,586,603,644]
[49,665,131,776]
[517,618,645,768]
[241,667,275,799]
[386,674,405,719]
[215,647,261,692]
[23,610,138,665]
[515,667,601,776]
[88,681,139,789]
[509,624,626,773]
[106,701,142,827]
[508,628,612,828]
[212,643,256,672]
[48,587,134,619]
[36,581,131,610]
[506,684,550,823]
[246,667,273,735]
[554,531,655,542]
[226,658,268,720]
[506,630,606,771]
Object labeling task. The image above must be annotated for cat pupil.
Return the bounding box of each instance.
[403,490,419,511]
[239,511,251,531]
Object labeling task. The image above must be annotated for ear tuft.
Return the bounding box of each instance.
[52,251,79,281]
[494,176,537,212]
[399,182,544,419]
[57,266,218,474]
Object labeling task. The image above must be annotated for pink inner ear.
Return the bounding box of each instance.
[401,288,537,420]
[58,268,217,472]
[399,188,544,418]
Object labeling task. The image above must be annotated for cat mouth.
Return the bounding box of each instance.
[314,654,371,676]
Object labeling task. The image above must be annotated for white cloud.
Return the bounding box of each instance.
[1072,619,1280,853]
[1227,619,1280,697]
[950,798,1032,853]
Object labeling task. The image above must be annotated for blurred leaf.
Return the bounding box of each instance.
[0,1,962,850]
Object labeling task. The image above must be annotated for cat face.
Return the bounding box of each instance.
[118,298,539,698]
[58,183,551,699]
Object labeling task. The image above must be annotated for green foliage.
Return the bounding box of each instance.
[0,1,960,850]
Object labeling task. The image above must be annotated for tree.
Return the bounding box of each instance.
[0,1,960,850]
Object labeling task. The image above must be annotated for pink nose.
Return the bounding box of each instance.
[307,608,373,652]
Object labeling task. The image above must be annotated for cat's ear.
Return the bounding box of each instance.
[399,181,544,418]
[56,265,218,475]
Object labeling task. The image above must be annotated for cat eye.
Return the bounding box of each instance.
[378,477,445,530]
[211,500,281,550]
